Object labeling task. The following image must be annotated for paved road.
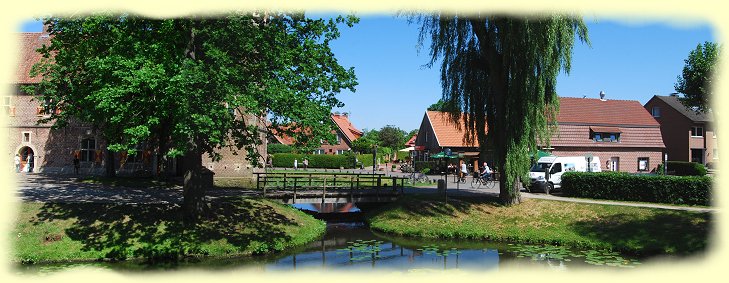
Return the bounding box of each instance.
[11,172,716,212]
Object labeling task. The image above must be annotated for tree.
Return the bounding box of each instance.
[427,99,459,112]
[378,125,406,150]
[675,41,720,112]
[415,14,588,205]
[30,12,358,223]
[351,129,379,153]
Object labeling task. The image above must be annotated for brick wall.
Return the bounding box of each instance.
[551,147,664,173]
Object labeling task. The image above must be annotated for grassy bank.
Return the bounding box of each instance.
[13,198,325,264]
[366,195,711,256]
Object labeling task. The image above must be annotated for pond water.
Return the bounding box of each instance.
[19,222,648,274]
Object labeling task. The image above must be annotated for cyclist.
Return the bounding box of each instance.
[459,162,468,182]
[480,162,492,181]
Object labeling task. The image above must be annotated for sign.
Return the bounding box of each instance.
[414,145,425,151]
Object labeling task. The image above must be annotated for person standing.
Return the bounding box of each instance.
[73,157,80,175]
[14,154,20,173]
[294,159,298,170]
[303,158,308,170]
[28,153,34,173]
[460,161,468,182]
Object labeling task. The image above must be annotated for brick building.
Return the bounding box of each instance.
[6,31,266,177]
[547,96,666,173]
[644,94,717,167]
[270,113,363,155]
[413,111,487,171]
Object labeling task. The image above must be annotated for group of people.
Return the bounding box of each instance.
[13,153,34,173]
[293,158,308,170]
[456,161,492,181]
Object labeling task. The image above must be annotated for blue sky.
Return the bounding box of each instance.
[20,15,716,132]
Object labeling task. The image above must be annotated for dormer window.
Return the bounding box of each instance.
[651,106,661,117]
[590,126,621,142]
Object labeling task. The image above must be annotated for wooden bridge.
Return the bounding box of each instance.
[254,172,410,204]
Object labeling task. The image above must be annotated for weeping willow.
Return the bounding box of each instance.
[415,13,589,205]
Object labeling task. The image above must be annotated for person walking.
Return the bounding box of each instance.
[460,161,468,182]
[303,158,308,170]
[14,154,20,173]
[294,159,298,170]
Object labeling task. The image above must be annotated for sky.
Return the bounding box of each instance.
[19,15,716,132]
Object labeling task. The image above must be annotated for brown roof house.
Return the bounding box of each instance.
[413,111,490,173]
[644,94,716,167]
[270,113,363,155]
[546,95,666,173]
[6,31,267,177]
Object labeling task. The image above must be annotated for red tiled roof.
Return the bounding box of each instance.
[558,97,659,126]
[17,32,51,84]
[331,114,362,143]
[405,134,417,147]
[551,124,665,148]
[589,126,622,133]
[426,111,485,148]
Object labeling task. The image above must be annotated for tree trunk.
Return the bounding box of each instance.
[182,148,208,225]
[104,147,116,177]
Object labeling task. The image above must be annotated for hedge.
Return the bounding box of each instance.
[267,144,293,154]
[271,153,356,169]
[414,161,442,174]
[666,161,707,176]
[561,172,712,206]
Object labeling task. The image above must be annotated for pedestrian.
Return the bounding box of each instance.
[14,154,20,173]
[73,156,80,175]
[303,158,308,170]
[28,153,34,172]
[294,159,298,170]
[460,161,468,182]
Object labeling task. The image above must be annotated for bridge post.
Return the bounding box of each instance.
[376,175,381,198]
[293,177,297,204]
[349,176,354,203]
[391,177,396,191]
[322,177,326,204]
[309,173,312,188]
[256,173,260,191]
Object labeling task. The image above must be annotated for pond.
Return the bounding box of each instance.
[18,203,650,275]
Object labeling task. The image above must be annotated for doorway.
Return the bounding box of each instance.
[19,146,35,172]
[691,149,705,164]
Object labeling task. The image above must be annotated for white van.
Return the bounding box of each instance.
[528,155,601,194]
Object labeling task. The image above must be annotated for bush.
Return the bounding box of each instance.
[271,153,355,169]
[666,161,707,176]
[414,161,442,174]
[267,143,293,154]
[561,172,712,206]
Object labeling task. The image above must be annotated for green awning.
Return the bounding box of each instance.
[530,150,551,159]
[430,152,460,159]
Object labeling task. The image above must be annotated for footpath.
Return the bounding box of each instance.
[10,172,716,213]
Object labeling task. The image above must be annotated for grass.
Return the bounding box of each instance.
[365,195,712,257]
[78,176,179,188]
[12,198,325,264]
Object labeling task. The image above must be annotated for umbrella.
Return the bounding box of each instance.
[399,146,415,152]
[529,150,551,159]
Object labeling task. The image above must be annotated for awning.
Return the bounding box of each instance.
[399,146,415,152]
[589,126,622,133]
[529,150,551,159]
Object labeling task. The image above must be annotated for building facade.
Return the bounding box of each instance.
[644,94,717,167]
[270,113,363,155]
[7,32,266,178]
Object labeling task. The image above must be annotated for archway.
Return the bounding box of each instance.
[18,146,35,173]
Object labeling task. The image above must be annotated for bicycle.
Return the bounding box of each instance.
[470,173,496,190]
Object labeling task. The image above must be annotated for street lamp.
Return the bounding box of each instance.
[373,145,378,174]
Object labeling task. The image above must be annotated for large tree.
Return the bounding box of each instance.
[30,12,358,222]
[378,125,407,150]
[675,41,720,112]
[415,14,588,205]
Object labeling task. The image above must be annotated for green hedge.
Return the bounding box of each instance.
[414,161,442,174]
[561,172,712,206]
[267,144,293,154]
[666,161,707,176]
[271,153,356,169]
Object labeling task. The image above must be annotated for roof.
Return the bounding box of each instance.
[650,95,713,122]
[557,97,659,126]
[550,124,665,148]
[271,114,361,145]
[331,114,363,143]
[425,111,484,148]
[405,134,417,147]
[17,32,51,84]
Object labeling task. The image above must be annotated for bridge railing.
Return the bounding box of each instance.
[254,172,409,199]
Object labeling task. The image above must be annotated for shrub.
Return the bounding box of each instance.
[267,143,293,154]
[666,161,707,176]
[561,172,712,206]
[414,161,441,174]
[271,153,355,169]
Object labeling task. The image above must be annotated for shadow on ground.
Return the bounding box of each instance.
[30,198,298,263]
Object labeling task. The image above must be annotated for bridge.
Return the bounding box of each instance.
[254,172,410,204]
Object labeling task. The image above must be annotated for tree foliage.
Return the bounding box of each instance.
[675,41,720,112]
[427,99,459,112]
[415,14,588,205]
[29,12,358,221]
[378,125,407,150]
[351,129,379,153]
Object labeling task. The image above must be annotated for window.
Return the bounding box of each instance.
[713,148,718,159]
[638,157,649,172]
[651,106,661,117]
[80,138,96,162]
[336,133,342,144]
[313,149,325,155]
[22,132,31,143]
[336,149,346,155]
[2,96,12,116]
[691,126,704,137]
[592,132,620,142]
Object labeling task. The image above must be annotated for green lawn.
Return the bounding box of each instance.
[13,198,325,264]
[366,195,712,256]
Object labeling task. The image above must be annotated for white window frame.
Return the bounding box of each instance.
[80,138,97,162]
[638,157,649,172]
[2,96,11,116]
[713,148,718,160]
[336,149,346,155]
[691,126,704,137]
[22,131,31,143]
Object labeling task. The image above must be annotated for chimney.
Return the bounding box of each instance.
[670,93,678,97]
[342,112,348,117]
[599,91,606,101]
